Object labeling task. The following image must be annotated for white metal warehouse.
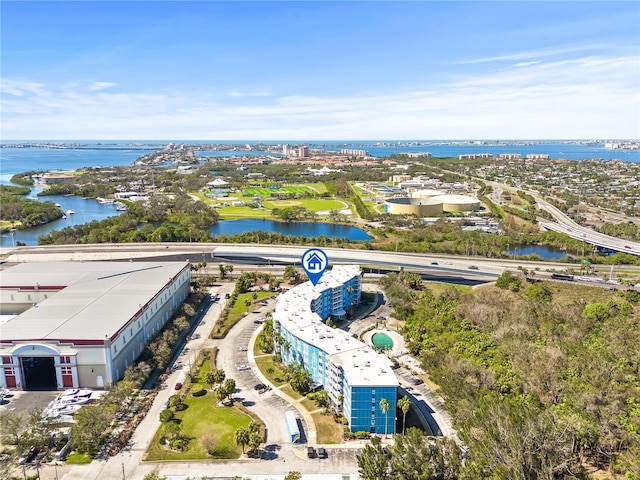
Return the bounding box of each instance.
[0,261,191,390]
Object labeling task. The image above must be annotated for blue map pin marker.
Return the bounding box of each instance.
[301,248,329,286]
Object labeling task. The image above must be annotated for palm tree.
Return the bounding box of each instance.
[234,427,250,454]
[398,396,411,435]
[379,398,390,437]
[212,368,226,386]
[204,372,216,391]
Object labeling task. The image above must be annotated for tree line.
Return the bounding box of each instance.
[373,271,639,479]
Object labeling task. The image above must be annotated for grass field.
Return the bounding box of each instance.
[65,452,93,464]
[254,355,287,387]
[0,220,18,232]
[145,390,254,460]
[211,292,273,338]
[243,186,314,196]
[262,198,347,211]
[312,412,344,444]
[194,184,354,219]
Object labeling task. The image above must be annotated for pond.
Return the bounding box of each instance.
[508,244,568,260]
[208,219,372,241]
[2,207,372,246]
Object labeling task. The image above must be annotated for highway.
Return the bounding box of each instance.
[535,198,640,256]
[4,243,637,284]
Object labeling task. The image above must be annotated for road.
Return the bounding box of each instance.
[4,243,638,286]
[535,197,640,256]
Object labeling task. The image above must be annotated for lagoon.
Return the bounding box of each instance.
[209,218,371,241]
[0,193,122,247]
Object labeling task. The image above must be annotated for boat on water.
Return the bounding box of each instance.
[55,203,62,207]
[115,203,128,211]
[62,215,67,219]
[66,209,75,215]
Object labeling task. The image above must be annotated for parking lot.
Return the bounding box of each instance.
[0,390,60,416]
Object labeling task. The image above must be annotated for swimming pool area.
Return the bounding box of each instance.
[371,332,394,351]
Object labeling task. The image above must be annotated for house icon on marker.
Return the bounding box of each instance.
[306,252,323,272]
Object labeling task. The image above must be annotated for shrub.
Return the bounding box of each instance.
[159,409,174,423]
[355,430,370,439]
[170,437,190,451]
[191,385,206,397]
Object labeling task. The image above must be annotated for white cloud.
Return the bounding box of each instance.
[86,82,116,91]
[513,61,541,67]
[456,43,602,65]
[1,53,638,140]
[226,89,272,98]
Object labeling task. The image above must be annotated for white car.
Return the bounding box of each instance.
[237,364,250,371]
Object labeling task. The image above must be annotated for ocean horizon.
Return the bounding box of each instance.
[1,139,638,184]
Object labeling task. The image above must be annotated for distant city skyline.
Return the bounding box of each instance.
[1,1,639,140]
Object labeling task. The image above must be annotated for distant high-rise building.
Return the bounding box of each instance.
[340,148,369,157]
[298,145,309,158]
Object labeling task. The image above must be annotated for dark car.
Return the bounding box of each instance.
[18,447,38,465]
[412,377,424,385]
[317,447,328,458]
[174,382,182,390]
[468,265,479,270]
[431,261,439,265]
[307,446,317,458]
[254,383,266,391]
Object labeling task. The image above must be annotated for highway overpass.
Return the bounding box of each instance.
[535,198,640,256]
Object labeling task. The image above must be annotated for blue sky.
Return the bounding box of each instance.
[1,1,639,140]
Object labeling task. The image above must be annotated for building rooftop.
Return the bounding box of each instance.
[0,261,188,343]
[275,265,398,387]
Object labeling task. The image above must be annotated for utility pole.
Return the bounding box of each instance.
[122,462,126,480]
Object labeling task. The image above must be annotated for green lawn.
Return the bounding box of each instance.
[0,220,18,231]
[298,183,328,194]
[312,412,344,444]
[145,391,254,460]
[65,452,93,464]
[212,292,273,339]
[193,189,350,218]
[299,397,317,412]
[263,198,347,212]
[280,384,303,400]
[254,355,287,387]
[228,292,273,318]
